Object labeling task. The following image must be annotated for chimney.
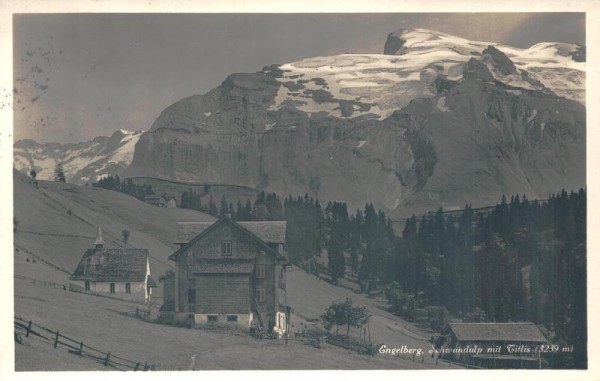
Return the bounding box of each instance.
[94,225,105,250]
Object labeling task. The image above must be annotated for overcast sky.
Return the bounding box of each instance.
[13,13,585,143]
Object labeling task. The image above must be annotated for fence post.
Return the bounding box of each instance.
[54,331,59,348]
[104,352,111,366]
[144,361,149,371]
[78,341,84,356]
[26,321,32,337]
[135,362,140,371]
[135,307,139,319]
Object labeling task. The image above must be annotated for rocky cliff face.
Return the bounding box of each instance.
[14,129,143,184]
[126,29,585,216]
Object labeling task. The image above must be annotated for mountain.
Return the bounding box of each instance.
[383,28,585,105]
[14,129,143,185]
[125,28,586,216]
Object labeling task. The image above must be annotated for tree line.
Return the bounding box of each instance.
[177,186,586,367]
[93,175,155,201]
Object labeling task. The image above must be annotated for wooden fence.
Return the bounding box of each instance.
[14,316,153,371]
[121,307,151,321]
[14,274,70,291]
[325,334,379,355]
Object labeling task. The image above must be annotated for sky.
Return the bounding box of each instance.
[12,13,585,143]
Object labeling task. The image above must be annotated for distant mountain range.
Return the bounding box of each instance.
[14,129,142,184]
[14,28,586,216]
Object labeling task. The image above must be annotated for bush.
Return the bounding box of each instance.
[425,306,450,332]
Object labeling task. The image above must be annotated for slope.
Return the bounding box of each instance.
[13,170,451,370]
[14,169,216,288]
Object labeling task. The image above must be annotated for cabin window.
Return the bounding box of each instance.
[256,288,266,303]
[221,241,232,256]
[188,288,196,304]
[227,315,238,322]
[207,315,218,322]
[110,283,115,293]
[126,283,131,294]
[256,264,266,279]
[84,281,90,291]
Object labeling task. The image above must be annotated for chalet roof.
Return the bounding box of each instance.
[163,193,177,201]
[175,220,287,244]
[445,323,547,343]
[192,259,255,274]
[70,248,149,283]
[169,217,287,262]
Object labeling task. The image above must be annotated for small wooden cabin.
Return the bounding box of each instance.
[160,217,288,335]
[439,322,548,368]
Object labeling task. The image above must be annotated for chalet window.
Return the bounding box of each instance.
[126,283,131,294]
[221,241,232,256]
[227,315,238,322]
[279,267,285,289]
[256,288,266,303]
[256,264,266,279]
[84,281,90,291]
[207,315,218,322]
[223,227,231,241]
[188,288,196,304]
[110,283,115,293]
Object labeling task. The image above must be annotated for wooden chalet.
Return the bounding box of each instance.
[438,322,548,368]
[160,217,289,335]
[144,195,166,208]
[69,226,157,303]
[144,194,177,208]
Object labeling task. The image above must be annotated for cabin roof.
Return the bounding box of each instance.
[169,217,286,262]
[70,248,149,283]
[192,259,255,274]
[444,323,547,343]
[175,220,287,245]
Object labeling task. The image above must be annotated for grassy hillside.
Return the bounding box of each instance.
[15,278,438,370]
[13,171,457,370]
[14,170,215,290]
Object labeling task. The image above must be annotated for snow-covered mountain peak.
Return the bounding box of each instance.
[14,129,144,184]
[266,28,584,120]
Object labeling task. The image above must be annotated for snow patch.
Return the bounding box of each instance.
[436,96,450,112]
[358,140,366,148]
[204,112,211,117]
[527,109,537,123]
